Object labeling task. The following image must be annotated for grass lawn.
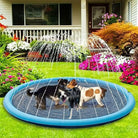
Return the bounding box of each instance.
[0,62,138,138]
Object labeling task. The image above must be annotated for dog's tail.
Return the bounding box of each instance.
[27,88,36,96]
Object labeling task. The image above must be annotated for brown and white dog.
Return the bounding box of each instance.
[67,79,107,108]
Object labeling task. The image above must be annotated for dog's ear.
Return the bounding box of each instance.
[72,79,77,86]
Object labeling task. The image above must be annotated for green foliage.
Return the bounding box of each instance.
[30,40,37,47]
[0,45,20,70]
[0,45,44,96]
[0,31,13,48]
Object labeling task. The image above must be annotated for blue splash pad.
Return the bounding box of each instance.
[3,77,135,128]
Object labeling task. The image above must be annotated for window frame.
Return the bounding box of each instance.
[12,3,72,25]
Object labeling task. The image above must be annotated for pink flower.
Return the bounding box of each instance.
[5,78,9,81]
[11,68,14,70]
[10,86,14,89]
[2,82,6,84]
[133,81,138,86]
[18,77,21,80]
[8,75,13,79]
[28,68,32,71]
[0,73,2,76]
[3,69,7,72]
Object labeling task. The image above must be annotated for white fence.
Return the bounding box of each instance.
[4,25,81,43]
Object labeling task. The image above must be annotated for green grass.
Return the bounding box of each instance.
[0,62,138,138]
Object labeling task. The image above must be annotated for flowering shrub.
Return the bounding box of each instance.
[99,13,122,27]
[0,45,44,96]
[119,66,138,86]
[119,48,138,86]
[6,41,31,52]
[0,62,44,96]
[79,52,134,72]
[93,22,138,50]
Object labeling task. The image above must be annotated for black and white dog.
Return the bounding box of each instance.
[27,79,68,109]
[57,87,81,119]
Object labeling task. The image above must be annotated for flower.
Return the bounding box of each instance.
[8,75,13,79]
[7,41,31,52]
[0,23,7,29]
[133,81,138,86]
[79,52,133,72]
[17,77,21,80]
[28,68,32,71]
[5,78,9,81]
[0,15,6,20]
[0,15,7,30]
[99,13,122,27]
[10,86,14,89]
[12,34,19,41]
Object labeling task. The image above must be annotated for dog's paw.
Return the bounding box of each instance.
[96,104,104,108]
[79,106,83,109]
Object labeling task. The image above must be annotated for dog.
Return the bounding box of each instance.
[57,87,81,119]
[67,79,107,108]
[26,79,68,109]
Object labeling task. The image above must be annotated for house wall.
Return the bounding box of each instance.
[0,0,81,26]
[0,0,12,26]
[122,0,129,22]
[122,0,138,26]
[131,0,138,26]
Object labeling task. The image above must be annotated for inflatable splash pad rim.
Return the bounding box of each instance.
[3,77,135,128]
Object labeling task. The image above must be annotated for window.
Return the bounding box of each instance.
[112,3,121,16]
[12,4,72,25]
[12,4,24,25]
[60,4,71,25]
[128,1,131,22]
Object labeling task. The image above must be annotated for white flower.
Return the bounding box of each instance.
[7,41,31,52]
[7,42,18,52]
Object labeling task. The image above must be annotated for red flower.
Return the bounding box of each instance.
[0,23,7,29]
[59,53,62,58]
[28,68,32,71]
[10,86,14,89]
[12,34,19,41]
[133,81,138,86]
[0,15,6,20]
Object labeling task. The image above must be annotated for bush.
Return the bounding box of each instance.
[0,32,13,48]
[0,46,44,96]
[99,13,122,27]
[119,48,138,86]
[6,41,31,52]
[93,22,138,50]
[28,40,89,62]
[79,52,134,72]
